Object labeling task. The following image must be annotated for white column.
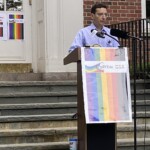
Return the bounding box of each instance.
[32,0,46,72]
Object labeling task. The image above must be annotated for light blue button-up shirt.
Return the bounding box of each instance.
[69,23,120,52]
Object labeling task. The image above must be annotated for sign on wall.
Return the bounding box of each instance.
[0,13,24,40]
[0,13,7,40]
[81,47,132,124]
[8,14,24,39]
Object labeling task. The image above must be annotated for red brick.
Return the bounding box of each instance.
[121,14,127,17]
[84,1,94,5]
[87,12,92,17]
[127,6,136,9]
[84,16,92,20]
[113,9,118,13]
[107,9,112,13]
[118,2,128,5]
[119,18,129,22]
[84,9,91,13]
[128,2,135,5]
[135,2,141,5]
[129,10,135,13]
[112,2,117,5]
[113,14,121,17]
[83,0,142,26]
[121,6,127,9]
[87,5,92,9]
[127,14,137,18]
[110,5,121,9]
[135,10,141,13]
[119,10,129,14]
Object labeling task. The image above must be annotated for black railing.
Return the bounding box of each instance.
[109,19,150,150]
[109,19,150,79]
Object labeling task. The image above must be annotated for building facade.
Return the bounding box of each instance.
[0,0,149,75]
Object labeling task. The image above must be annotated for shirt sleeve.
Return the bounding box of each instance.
[68,30,85,52]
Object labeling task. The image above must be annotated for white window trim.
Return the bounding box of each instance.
[141,0,150,35]
[141,0,146,19]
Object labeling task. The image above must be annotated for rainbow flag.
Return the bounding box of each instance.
[81,47,132,124]
[9,14,24,39]
[0,14,7,40]
[0,22,3,37]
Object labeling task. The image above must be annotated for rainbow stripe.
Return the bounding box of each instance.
[9,14,24,39]
[0,22,3,37]
[82,47,132,123]
[0,27,3,37]
[84,47,125,61]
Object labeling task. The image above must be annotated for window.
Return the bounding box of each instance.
[0,0,23,12]
[146,0,150,18]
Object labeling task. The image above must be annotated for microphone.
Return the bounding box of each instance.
[91,29,120,44]
[110,28,142,41]
[91,29,105,38]
[110,29,129,39]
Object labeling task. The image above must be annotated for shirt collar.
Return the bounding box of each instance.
[90,23,106,32]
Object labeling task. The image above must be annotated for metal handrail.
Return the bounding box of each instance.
[109,18,150,79]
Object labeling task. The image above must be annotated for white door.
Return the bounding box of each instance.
[31,0,83,73]
[0,0,32,63]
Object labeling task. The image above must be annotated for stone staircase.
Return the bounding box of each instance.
[0,81,77,150]
[117,79,150,150]
[0,80,149,150]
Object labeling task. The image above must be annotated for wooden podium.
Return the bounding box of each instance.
[64,48,116,150]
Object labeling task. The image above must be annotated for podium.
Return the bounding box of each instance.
[64,48,116,150]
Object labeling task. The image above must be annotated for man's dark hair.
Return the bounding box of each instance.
[91,3,107,14]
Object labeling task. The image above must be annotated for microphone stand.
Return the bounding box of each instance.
[131,35,142,150]
[132,37,137,150]
[106,32,142,150]
[124,35,142,150]
[104,33,120,45]
[99,31,143,150]
[126,35,142,150]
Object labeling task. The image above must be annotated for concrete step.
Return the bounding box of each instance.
[130,79,150,89]
[117,124,150,139]
[0,127,77,144]
[1,100,150,116]
[135,111,150,118]
[0,120,77,130]
[0,139,149,150]
[0,73,42,81]
[117,138,150,150]
[0,79,148,150]
[0,91,77,104]
[1,123,150,144]
[0,72,77,81]
[0,81,77,93]
[0,102,77,116]
[131,89,150,100]
[0,113,76,123]
[0,111,149,123]
[132,100,150,111]
[0,142,69,150]
[0,91,77,98]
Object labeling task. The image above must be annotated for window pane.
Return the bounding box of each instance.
[6,0,23,11]
[146,0,150,18]
[0,0,4,11]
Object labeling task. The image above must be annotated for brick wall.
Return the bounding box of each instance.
[84,0,142,26]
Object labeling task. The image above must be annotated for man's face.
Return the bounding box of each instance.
[92,8,108,28]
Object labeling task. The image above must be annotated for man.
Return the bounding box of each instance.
[69,3,119,52]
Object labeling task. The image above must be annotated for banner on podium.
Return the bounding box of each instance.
[81,47,132,124]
